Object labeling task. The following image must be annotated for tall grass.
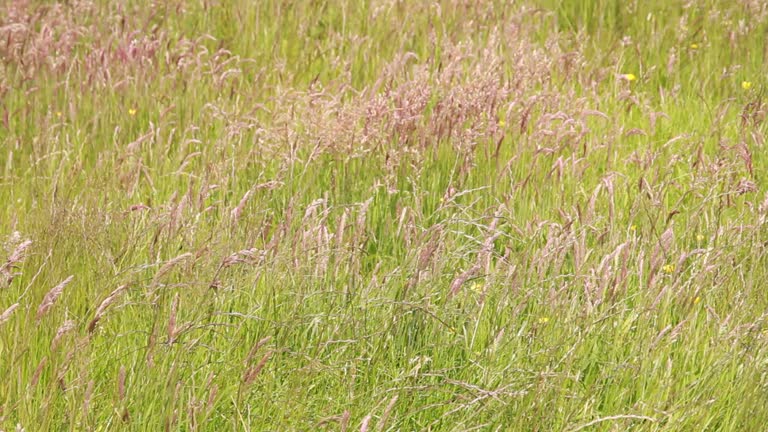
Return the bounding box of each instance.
[1,0,768,430]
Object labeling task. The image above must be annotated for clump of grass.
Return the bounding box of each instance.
[1,0,768,430]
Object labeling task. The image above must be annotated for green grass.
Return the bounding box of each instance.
[1,0,768,430]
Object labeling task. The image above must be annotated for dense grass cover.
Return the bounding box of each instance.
[1,0,768,430]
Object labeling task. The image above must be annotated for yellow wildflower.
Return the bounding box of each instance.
[742,81,752,90]
[630,225,637,232]
[662,264,675,274]
[696,234,705,243]
[55,111,62,118]
[538,317,549,324]
[469,282,483,294]
[693,296,701,305]
[690,43,699,49]
[498,119,506,128]
[622,73,637,82]
[128,108,137,116]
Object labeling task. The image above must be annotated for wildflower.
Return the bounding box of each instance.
[696,234,704,243]
[742,81,752,90]
[498,119,506,128]
[690,43,699,49]
[55,111,62,118]
[622,73,637,82]
[630,225,637,232]
[128,108,137,116]
[662,264,675,274]
[469,282,483,294]
[693,296,701,305]
[538,317,549,324]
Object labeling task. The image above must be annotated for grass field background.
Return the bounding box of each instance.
[2,0,768,430]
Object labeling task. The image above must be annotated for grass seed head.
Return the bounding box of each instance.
[36,275,74,321]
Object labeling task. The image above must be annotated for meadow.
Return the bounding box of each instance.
[1,0,768,430]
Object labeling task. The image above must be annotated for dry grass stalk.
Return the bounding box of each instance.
[360,414,372,432]
[242,351,272,385]
[207,384,218,411]
[448,264,481,298]
[210,248,261,289]
[167,293,180,344]
[30,356,48,389]
[118,365,127,401]
[417,229,441,271]
[165,191,183,233]
[146,324,158,368]
[376,395,398,431]
[54,337,89,392]
[50,319,77,351]
[341,410,351,432]
[244,336,272,365]
[83,379,95,418]
[36,275,74,321]
[166,297,191,346]
[87,284,128,333]
[6,238,32,264]
[221,248,260,268]
[150,253,192,289]
[479,231,502,271]
[1,238,32,287]
[230,189,253,224]
[336,209,349,250]
[0,302,19,325]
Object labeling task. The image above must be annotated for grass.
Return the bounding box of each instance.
[1,0,768,430]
